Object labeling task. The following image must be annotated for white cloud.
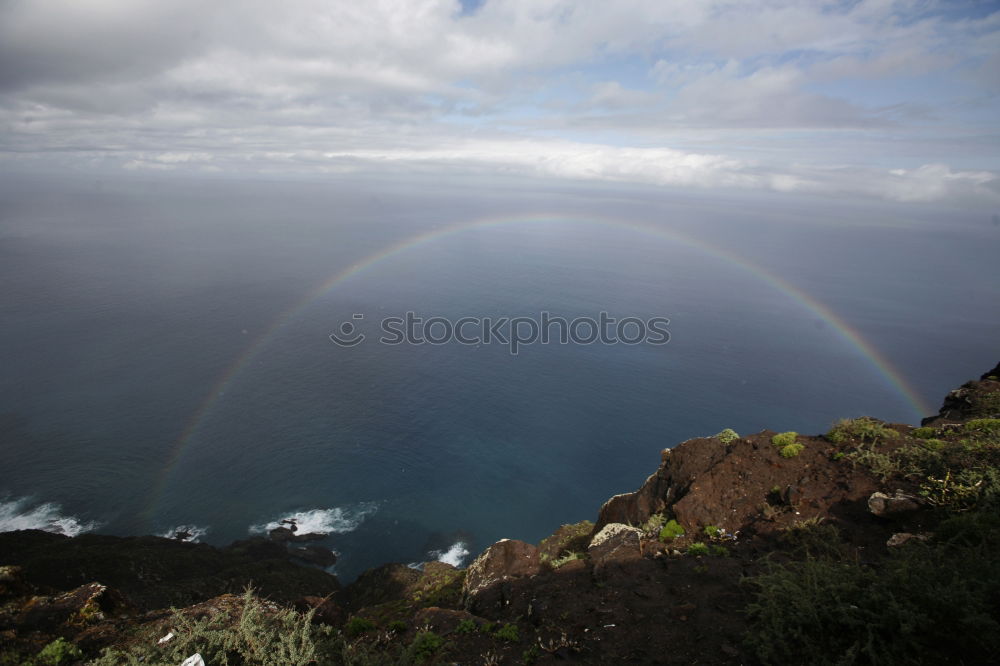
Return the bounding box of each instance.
[0,0,997,205]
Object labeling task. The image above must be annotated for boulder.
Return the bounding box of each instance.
[868,490,921,517]
[587,523,643,566]
[462,539,540,611]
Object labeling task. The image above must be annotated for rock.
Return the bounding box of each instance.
[868,490,922,517]
[268,526,295,542]
[587,523,643,566]
[886,532,931,547]
[271,527,327,542]
[291,545,338,567]
[462,539,540,611]
[289,532,328,542]
[294,595,344,626]
[226,537,288,560]
[595,449,674,530]
[16,582,131,631]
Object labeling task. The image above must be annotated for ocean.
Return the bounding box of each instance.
[1,173,997,581]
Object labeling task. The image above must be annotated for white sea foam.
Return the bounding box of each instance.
[249,502,378,536]
[0,497,98,537]
[429,541,471,568]
[158,525,209,543]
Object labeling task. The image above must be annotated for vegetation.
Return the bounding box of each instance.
[34,638,83,666]
[406,631,445,663]
[345,616,377,638]
[715,428,740,444]
[703,525,721,538]
[826,417,898,445]
[658,519,685,541]
[455,619,477,634]
[778,442,804,458]
[494,623,520,642]
[744,511,1000,665]
[770,431,798,448]
[686,542,710,556]
[965,390,1000,418]
[92,590,341,666]
[549,551,585,568]
[641,513,666,536]
[746,417,1000,664]
[770,431,804,457]
[846,415,1000,510]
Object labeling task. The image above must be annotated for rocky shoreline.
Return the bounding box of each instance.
[2,362,999,664]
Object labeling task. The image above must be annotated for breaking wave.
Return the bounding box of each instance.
[249,502,378,536]
[0,497,98,537]
[429,541,471,568]
[157,525,209,543]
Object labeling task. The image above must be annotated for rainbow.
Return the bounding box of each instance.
[142,214,932,525]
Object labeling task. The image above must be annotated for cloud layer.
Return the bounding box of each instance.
[2,0,998,203]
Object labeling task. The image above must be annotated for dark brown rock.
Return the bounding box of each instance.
[462,539,540,612]
[587,523,643,566]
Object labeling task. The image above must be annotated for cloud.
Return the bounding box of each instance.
[0,0,997,206]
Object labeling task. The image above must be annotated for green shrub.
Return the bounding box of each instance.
[92,590,340,666]
[642,513,666,536]
[550,551,585,568]
[826,417,898,445]
[847,445,900,480]
[495,623,520,642]
[407,631,445,663]
[715,428,740,444]
[388,620,407,633]
[912,426,937,439]
[522,645,541,664]
[659,519,685,541]
[964,418,1000,438]
[779,443,804,458]
[771,431,798,448]
[779,521,846,560]
[709,544,729,557]
[35,638,83,665]
[455,618,477,634]
[967,391,1000,418]
[345,615,377,638]
[703,525,721,538]
[687,542,710,556]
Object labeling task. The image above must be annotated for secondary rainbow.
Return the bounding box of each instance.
[142,214,932,525]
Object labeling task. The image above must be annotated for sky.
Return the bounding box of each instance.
[1,0,999,206]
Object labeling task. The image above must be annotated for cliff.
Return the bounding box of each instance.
[2,363,999,665]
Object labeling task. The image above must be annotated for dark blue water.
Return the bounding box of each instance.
[1,175,997,580]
